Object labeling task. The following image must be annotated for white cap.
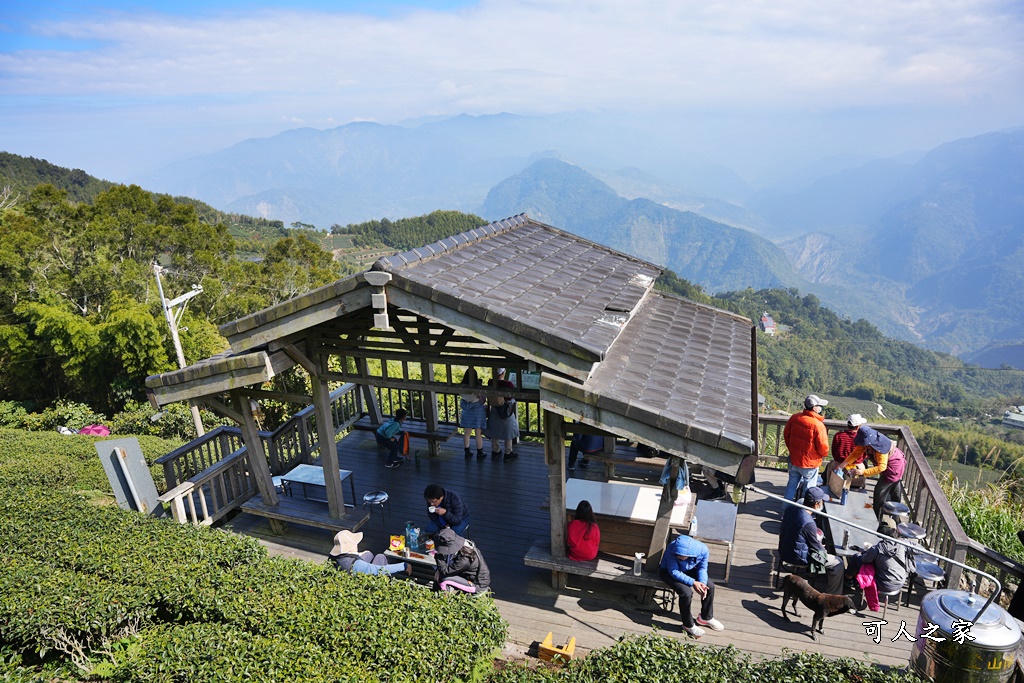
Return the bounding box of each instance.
[847,413,867,428]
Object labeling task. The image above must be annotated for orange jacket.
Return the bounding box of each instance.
[784,409,829,469]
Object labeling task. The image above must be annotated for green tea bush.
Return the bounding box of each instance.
[488,634,920,683]
[0,428,178,492]
[0,484,506,682]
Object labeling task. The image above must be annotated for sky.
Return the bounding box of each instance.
[1,0,1022,183]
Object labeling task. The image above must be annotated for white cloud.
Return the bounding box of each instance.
[0,0,1021,178]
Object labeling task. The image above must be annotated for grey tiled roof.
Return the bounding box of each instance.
[546,291,756,454]
[373,215,662,361]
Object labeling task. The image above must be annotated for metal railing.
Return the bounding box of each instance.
[755,414,1024,591]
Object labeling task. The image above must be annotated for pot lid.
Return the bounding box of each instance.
[923,590,1021,648]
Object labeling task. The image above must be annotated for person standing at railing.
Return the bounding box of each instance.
[783,395,831,501]
[459,368,487,460]
[838,426,906,520]
[826,413,868,492]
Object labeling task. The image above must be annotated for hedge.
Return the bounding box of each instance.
[488,634,922,683]
[0,428,507,682]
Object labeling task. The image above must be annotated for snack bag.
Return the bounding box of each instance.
[390,535,405,552]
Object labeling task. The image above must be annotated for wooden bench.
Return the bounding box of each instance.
[524,541,671,606]
[582,443,667,478]
[352,415,458,456]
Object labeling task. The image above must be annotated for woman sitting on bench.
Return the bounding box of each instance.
[433,528,491,594]
[567,500,601,561]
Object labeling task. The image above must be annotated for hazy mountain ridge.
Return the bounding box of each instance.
[131,116,1023,364]
[480,158,802,293]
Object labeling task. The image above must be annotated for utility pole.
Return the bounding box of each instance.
[153,263,205,436]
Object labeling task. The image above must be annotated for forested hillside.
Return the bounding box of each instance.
[338,210,486,250]
[0,176,353,417]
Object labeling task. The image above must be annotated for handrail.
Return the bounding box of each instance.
[749,485,1002,622]
[156,383,361,525]
[756,414,975,588]
[157,448,254,525]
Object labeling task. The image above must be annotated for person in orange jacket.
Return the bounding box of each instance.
[783,394,830,501]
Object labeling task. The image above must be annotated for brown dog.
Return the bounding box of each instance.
[780,574,855,641]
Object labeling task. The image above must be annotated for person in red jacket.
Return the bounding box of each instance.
[566,500,601,561]
[783,394,830,501]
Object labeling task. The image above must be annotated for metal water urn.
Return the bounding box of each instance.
[910,590,1022,683]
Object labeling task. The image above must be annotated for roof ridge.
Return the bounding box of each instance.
[371,214,530,272]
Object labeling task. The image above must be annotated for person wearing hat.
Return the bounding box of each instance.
[432,527,491,593]
[659,534,723,638]
[778,487,845,594]
[838,426,907,519]
[826,413,868,492]
[783,394,831,501]
[832,414,867,464]
[328,530,411,576]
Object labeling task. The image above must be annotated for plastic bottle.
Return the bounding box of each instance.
[405,522,419,550]
[690,517,698,538]
[633,552,645,576]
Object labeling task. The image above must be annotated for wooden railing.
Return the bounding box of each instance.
[157,384,362,524]
[755,414,1023,589]
[158,447,254,526]
[156,426,249,488]
[372,386,544,438]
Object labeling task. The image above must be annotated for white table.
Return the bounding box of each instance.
[281,464,356,508]
[566,479,692,527]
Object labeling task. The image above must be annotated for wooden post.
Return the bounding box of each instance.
[646,456,678,569]
[424,362,440,456]
[232,391,285,534]
[313,377,346,519]
[545,410,567,563]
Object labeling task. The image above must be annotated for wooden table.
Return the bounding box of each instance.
[384,548,436,583]
[280,464,356,508]
[692,499,738,584]
[565,479,693,556]
[566,479,692,526]
[823,486,879,556]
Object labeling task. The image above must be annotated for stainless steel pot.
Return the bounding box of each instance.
[911,589,1021,683]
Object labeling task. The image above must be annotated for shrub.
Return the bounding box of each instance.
[487,634,920,683]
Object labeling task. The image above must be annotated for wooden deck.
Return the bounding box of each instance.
[223,431,920,668]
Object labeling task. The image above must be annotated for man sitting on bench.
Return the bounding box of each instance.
[568,432,603,471]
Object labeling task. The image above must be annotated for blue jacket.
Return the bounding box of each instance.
[660,535,709,586]
[376,418,403,440]
[779,504,825,565]
[428,488,469,528]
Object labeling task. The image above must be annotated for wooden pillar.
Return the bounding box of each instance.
[313,376,346,519]
[646,456,678,569]
[545,410,567,560]
[424,362,440,456]
[233,390,279,506]
[233,390,285,533]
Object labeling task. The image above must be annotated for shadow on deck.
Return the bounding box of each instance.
[223,430,919,668]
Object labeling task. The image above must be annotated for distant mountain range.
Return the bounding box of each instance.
[43,116,1024,366]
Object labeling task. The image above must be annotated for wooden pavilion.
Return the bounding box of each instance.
[146,214,759,566]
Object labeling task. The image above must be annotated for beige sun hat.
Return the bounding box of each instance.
[330,530,363,556]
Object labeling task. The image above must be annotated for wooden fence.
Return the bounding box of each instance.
[157,383,362,525]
